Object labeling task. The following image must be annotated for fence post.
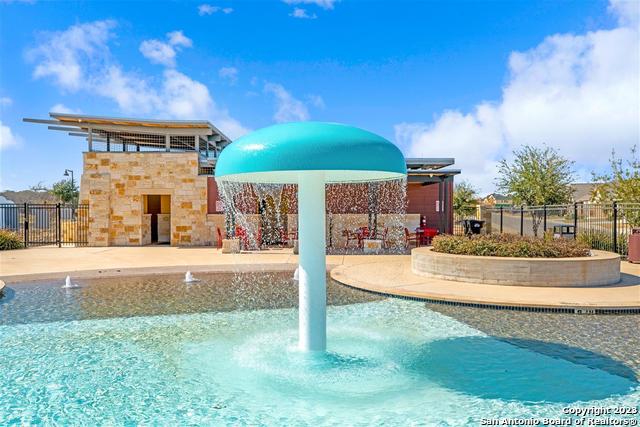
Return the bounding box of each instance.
[543,205,547,233]
[612,201,618,253]
[57,203,62,247]
[573,203,578,240]
[520,205,524,236]
[499,206,503,234]
[23,202,29,247]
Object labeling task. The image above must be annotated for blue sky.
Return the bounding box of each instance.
[0,0,638,193]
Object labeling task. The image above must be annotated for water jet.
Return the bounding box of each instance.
[62,275,79,289]
[184,271,200,283]
[215,122,406,351]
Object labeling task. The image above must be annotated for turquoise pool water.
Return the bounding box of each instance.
[1,274,638,425]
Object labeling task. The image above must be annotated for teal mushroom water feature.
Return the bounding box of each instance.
[215,122,407,351]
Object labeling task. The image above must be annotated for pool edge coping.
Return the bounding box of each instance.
[330,262,640,314]
[0,263,302,284]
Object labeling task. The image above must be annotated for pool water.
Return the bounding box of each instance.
[1,273,638,425]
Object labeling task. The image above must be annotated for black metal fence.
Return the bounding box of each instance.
[0,203,89,247]
[453,206,481,236]
[454,202,640,257]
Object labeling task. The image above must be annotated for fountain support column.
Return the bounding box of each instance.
[297,171,327,352]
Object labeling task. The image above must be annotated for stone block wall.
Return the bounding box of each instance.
[79,152,211,246]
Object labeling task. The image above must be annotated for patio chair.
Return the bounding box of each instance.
[235,225,250,250]
[356,226,370,249]
[216,227,223,249]
[342,229,358,249]
[404,227,416,248]
[372,227,389,248]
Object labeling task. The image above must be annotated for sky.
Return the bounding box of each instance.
[0,0,638,194]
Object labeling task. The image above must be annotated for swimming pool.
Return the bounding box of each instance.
[1,273,638,425]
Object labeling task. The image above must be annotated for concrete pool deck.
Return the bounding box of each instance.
[0,246,404,281]
[1,246,639,311]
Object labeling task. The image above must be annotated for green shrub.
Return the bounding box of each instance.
[432,233,590,258]
[0,230,24,250]
[577,230,628,255]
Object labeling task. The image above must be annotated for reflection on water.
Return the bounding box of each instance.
[0,272,380,325]
[426,303,640,380]
[404,336,636,402]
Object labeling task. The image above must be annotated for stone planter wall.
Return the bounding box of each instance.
[412,247,620,287]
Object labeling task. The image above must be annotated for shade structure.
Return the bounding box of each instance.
[215,122,407,352]
[214,122,407,183]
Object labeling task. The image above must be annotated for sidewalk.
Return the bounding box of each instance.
[0,246,398,281]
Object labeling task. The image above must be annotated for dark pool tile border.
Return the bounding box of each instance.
[333,279,640,315]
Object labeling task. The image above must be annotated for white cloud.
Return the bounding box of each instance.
[50,103,82,114]
[264,82,309,122]
[218,66,238,84]
[198,4,217,15]
[394,0,640,194]
[167,30,192,48]
[306,94,325,109]
[28,20,249,139]
[283,0,337,10]
[27,20,116,91]
[198,4,233,15]
[139,30,193,67]
[0,97,12,107]
[608,0,639,27]
[0,121,20,150]
[139,39,177,67]
[290,8,317,19]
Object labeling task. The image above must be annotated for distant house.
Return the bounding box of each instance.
[0,190,58,204]
[481,193,512,207]
[0,195,18,230]
[570,183,602,203]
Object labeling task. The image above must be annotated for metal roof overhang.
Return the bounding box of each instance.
[23,113,231,149]
[405,157,455,170]
[407,168,461,184]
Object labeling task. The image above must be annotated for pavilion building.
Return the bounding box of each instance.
[25,113,459,247]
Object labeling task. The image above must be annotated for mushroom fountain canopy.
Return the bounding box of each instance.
[214,122,407,184]
[214,122,406,352]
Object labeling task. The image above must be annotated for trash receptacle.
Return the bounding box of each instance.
[553,225,575,239]
[463,219,484,235]
[629,228,640,264]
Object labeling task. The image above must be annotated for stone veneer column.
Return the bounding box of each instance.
[80,152,111,247]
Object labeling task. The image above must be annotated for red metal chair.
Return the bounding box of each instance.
[356,227,370,249]
[235,225,249,250]
[404,227,416,248]
[371,227,389,248]
[415,227,439,246]
[216,227,223,249]
[342,229,358,249]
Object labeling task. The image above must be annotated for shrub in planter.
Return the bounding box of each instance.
[577,230,628,255]
[432,233,590,258]
[0,230,24,250]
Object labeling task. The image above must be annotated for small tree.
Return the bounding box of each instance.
[592,145,640,227]
[51,179,79,204]
[453,181,478,218]
[29,182,49,192]
[496,145,574,236]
